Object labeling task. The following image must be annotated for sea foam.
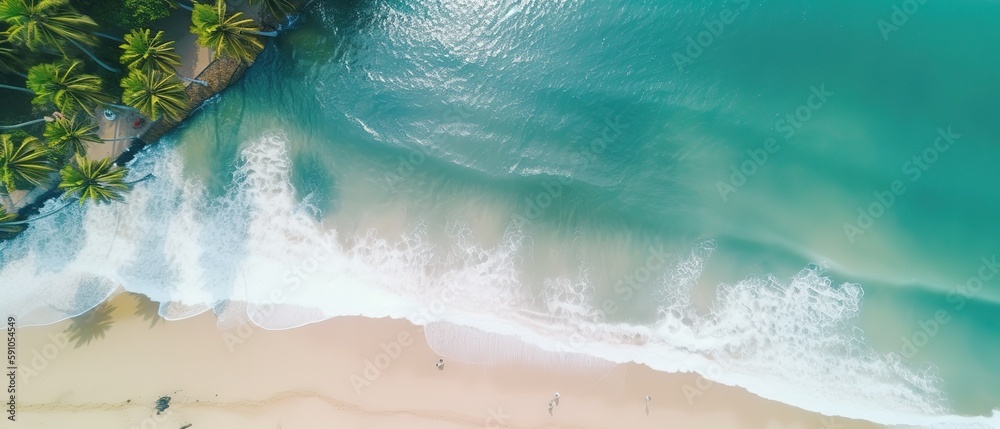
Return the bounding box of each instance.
[1,133,996,428]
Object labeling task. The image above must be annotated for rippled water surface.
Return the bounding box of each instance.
[2,0,999,426]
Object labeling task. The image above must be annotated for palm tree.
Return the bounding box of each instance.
[0,82,34,94]
[44,115,100,157]
[0,39,26,76]
[0,113,59,130]
[0,0,120,72]
[58,155,128,204]
[120,69,187,122]
[0,40,33,92]
[0,204,25,239]
[248,0,295,21]
[0,133,55,194]
[120,29,181,74]
[120,28,207,86]
[165,0,194,11]
[27,61,110,116]
[190,0,274,63]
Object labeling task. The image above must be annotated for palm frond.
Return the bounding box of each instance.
[190,0,264,63]
[0,133,55,192]
[26,60,110,115]
[120,28,181,75]
[0,0,98,54]
[120,69,188,122]
[43,114,100,157]
[58,155,128,205]
[0,204,25,239]
[248,0,295,21]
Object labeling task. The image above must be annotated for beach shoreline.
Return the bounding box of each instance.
[2,3,267,221]
[11,292,883,428]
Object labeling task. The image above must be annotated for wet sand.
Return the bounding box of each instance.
[10,293,884,428]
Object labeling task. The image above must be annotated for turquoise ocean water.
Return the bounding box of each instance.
[2,0,999,426]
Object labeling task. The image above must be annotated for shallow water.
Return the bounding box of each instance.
[2,0,999,426]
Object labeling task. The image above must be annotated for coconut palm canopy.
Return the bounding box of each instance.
[120,68,187,122]
[0,133,55,192]
[0,39,24,75]
[44,115,100,157]
[120,28,181,75]
[0,0,98,54]
[190,0,264,63]
[248,0,294,21]
[58,156,128,205]
[27,61,110,115]
[0,204,24,239]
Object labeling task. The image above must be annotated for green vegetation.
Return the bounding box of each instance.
[0,0,290,238]
[0,0,98,54]
[0,205,24,239]
[120,69,187,122]
[58,155,128,204]
[0,133,55,192]
[73,0,169,30]
[191,0,271,63]
[27,61,110,115]
[249,0,295,21]
[44,114,101,157]
[120,29,181,75]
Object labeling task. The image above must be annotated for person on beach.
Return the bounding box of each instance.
[553,392,560,406]
[548,400,555,415]
[435,358,445,370]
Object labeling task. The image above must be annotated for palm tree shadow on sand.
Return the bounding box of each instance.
[133,294,164,328]
[64,302,117,348]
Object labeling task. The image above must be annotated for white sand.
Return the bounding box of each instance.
[10,293,884,428]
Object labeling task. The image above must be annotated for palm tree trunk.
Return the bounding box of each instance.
[67,39,121,73]
[93,32,125,43]
[178,75,209,86]
[0,201,73,226]
[106,103,141,113]
[0,192,14,212]
[0,117,47,130]
[247,30,279,37]
[127,173,154,185]
[101,135,139,142]
[0,83,33,94]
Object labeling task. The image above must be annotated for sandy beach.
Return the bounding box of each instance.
[9,293,883,428]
